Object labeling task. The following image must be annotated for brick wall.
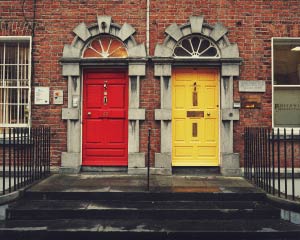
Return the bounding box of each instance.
[1,0,300,167]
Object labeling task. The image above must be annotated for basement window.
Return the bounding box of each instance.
[273,38,300,128]
[0,37,31,134]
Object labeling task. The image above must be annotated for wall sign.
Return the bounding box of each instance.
[274,88,300,127]
[53,90,64,105]
[239,80,266,92]
[35,87,49,105]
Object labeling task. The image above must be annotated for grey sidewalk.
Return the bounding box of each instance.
[27,173,259,193]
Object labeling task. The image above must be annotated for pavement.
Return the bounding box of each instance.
[2,173,300,240]
[28,173,260,193]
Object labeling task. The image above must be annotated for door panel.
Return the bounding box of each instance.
[82,70,128,166]
[172,68,219,166]
[86,120,104,143]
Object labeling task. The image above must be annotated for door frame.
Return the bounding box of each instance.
[154,15,242,176]
[60,16,147,174]
[81,68,129,167]
[171,67,221,167]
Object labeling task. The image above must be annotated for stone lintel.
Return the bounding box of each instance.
[128,108,145,120]
[62,63,80,77]
[210,23,228,42]
[165,23,183,41]
[155,109,171,121]
[222,108,239,121]
[118,23,136,41]
[97,15,112,34]
[73,22,91,42]
[62,108,79,120]
[189,16,204,33]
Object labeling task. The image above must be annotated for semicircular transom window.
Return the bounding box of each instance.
[83,35,128,58]
[173,35,220,58]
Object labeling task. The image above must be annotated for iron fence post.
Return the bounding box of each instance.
[2,128,5,195]
[147,128,151,191]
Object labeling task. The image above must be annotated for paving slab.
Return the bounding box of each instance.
[28,174,259,193]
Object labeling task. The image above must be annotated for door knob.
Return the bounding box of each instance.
[207,112,211,116]
[87,112,91,116]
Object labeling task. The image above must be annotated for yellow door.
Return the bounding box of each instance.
[172,68,219,166]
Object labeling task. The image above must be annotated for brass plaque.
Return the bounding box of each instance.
[192,123,197,137]
[187,111,204,118]
[241,95,261,109]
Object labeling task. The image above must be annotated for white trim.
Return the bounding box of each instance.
[0,36,32,129]
[272,37,275,127]
[272,127,300,135]
[274,85,300,88]
[0,36,31,41]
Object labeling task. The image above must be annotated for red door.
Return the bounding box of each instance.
[82,70,128,166]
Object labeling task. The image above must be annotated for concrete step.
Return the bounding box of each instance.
[9,199,267,210]
[6,207,280,221]
[23,191,267,201]
[1,219,300,240]
[6,199,280,220]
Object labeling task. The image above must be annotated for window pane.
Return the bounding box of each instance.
[9,104,18,124]
[173,35,220,58]
[83,36,128,58]
[0,44,4,86]
[19,64,29,86]
[174,46,190,57]
[19,42,29,64]
[5,65,18,85]
[6,42,18,64]
[0,43,4,64]
[0,89,3,124]
[273,39,300,85]
[274,88,300,127]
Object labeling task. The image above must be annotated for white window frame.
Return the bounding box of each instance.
[272,37,300,134]
[0,36,32,130]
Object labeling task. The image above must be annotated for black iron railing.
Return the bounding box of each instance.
[1,127,51,195]
[244,127,300,201]
[147,128,151,191]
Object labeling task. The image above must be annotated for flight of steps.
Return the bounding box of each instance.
[0,191,300,240]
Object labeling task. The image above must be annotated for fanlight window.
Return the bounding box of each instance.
[173,35,220,58]
[83,36,128,58]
